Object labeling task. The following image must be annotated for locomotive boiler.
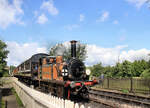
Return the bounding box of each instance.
[13,40,98,99]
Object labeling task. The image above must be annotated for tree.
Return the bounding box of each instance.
[140,69,150,92]
[0,40,9,77]
[113,63,122,77]
[90,63,104,77]
[132,60,141,77]
[131,60,149,77]
[140,69,150,78]
[103,66,114,77]
[49,41,87,61]
[89,57,150,78]
[120,60,132,77]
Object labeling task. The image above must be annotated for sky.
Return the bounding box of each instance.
[0,0,150,66]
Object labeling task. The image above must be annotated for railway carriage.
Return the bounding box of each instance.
[13,40,98,99]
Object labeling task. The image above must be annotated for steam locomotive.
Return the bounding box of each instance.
[13,40,98,99]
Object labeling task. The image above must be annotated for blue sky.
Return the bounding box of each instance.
[1,0,150,66]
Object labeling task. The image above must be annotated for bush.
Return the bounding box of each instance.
[121,89,129,93]
[140,69,150,78]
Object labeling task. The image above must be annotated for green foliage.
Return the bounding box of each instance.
[0,40,9,77]
[132,60,148,77]
[103,66,114,77]
[90,63,104,77]
[113,63,122,77]
[140,69,150,78]
[2,70,9,77]
[90,59,150,78]
[49,41,87,61]
[121,89,129,93]
[1,99,5,108]
[11,88,24,107]
[120,60,132,77]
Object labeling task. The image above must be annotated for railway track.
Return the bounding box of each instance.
[89,88,150,108]
[89,97,115,108]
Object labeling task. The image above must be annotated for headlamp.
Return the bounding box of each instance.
[86,69,91,75]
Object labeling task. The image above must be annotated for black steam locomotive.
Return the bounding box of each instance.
[13,40,98,99]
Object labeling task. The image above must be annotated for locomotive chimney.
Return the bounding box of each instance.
[70,40,77,58]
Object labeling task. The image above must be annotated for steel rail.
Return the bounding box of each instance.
[89,88,150,107]
[89,96,116,108]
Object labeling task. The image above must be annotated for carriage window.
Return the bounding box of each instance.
[19,66,21,71]
[32,63,38,71]
[46,58,50,64]
[21,64,24,71]
[39,58,42,66]
[25,61,30,70]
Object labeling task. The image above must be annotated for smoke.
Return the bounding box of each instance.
[50,41,84,56]
[54,44,67,56]
[49,41,69,56]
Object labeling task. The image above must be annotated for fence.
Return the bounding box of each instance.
[12,78,89,108]
[97,77,150,94]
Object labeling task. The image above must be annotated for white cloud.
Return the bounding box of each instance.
[120,49,150,62]
[37,14,48,24]
[6,41,47,66]
[0,0,24,29]
[7,41,150,67]
[113,20,119,24]
[126,0,147,8]
[97,11,109,22]
[85,44,150,66]
[64,24,79,30]
[85,44,127,66]
[40,0,59,16]
[79,14,85,22]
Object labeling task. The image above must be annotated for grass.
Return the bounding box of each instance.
[11,88,24,107]
[121,89,129,93]
[1,99,5,108]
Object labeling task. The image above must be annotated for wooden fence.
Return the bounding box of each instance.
[97,77,150,94]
